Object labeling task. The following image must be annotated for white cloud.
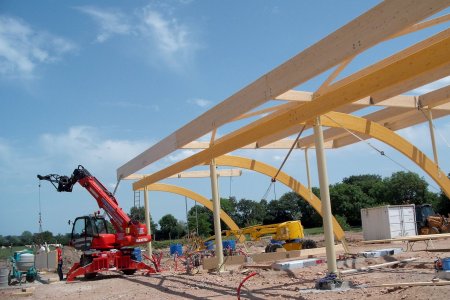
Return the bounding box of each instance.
[139,7,198,69]
[76,6,131,43]
[409,76,450,95]
[40,126,151,171]
[101,101,160,111]
[188,98,211,108]
[0,15,76,79]
[167,149,198,162]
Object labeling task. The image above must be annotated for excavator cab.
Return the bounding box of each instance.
[71,216,116,251]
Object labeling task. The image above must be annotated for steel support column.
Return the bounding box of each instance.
[210,159,224,271]
[313,117,338,274]
[143,186,153,257]
[426,109,440,168]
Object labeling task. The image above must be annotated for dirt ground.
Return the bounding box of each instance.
[1,231,450,300]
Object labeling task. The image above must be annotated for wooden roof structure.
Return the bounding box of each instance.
[117,1,450,197]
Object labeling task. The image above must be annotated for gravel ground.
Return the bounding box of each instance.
[1,231,449,300]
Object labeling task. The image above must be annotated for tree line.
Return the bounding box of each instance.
[2,171,449,246]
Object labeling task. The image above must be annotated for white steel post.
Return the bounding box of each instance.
[426,109,440,167]
[210,159,224,271]
[304,148,312,199]
[313,117,337,274]
[143,186,153,257]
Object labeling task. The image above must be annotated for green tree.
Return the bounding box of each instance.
[384,171,428,205]
[435,174,450,216]
[20,231,34,245]
[264,192,303,224]
[235,199,266,227]
[128,206,158,234]
[329,183,375,226]
[158,214,185,240]
[187,205,212,237]
[33,231,53,244]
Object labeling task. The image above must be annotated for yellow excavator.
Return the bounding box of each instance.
[205,220,317,252]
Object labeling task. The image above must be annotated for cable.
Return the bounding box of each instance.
[323,114,441,192]
[323,114,415,171]
[237,272,258,300]
[260,125,306,200]
[419,108,450,148]
[273,125,306,180]
[38,180,43,234]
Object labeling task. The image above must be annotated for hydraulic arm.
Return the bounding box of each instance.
[37,165,150,247]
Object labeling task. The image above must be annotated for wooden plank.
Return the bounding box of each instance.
[362,233,450,244]
[117,0,449,179]
[133,32,450,190]
[124,169,242,180]
[419,85,450,108]
[340,258,418,275]
[372,281,450,287]
[390,14,450,39]
[332,109,450,149]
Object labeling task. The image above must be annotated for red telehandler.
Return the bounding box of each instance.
[38,165,158,281]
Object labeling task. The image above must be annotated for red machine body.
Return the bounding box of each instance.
[38,165,158,281]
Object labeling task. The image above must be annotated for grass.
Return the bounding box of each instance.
[304,226,362,236]
[0,246,27,261]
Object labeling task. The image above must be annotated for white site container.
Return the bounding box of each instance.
[360,205,417,241]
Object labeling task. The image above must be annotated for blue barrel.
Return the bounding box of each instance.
[443,257,450,271]
[170,244,183,256]
[204,241,214,250]
[132,247,142,262]
[222,240,236,250]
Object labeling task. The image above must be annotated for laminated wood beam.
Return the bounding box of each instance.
[316,112,450,198]
[118,0,449,180]
[124,169,242,180]
[138,183,241,234]
[133,32,450,190]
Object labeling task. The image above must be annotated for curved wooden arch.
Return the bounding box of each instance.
[141,183,241,234]
[319,111,450,199]
[213,155,346,241]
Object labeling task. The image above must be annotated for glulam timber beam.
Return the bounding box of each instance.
[118,0,449,180]
[133,31,450,190]
[124,169,242,180]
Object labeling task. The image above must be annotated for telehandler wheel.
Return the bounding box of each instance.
[84,272,97,280]
[301,239,317,249]
[265,244,283,253]
[122,269,136,275]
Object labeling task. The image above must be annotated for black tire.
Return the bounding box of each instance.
[80,254,93,266]
[80,254,97,279]
[301,239,317,249]
[122,269,136,275]
[430,227,440,234]
[265,243,283,253]
[84,272,97,280]
[26,274,35,282]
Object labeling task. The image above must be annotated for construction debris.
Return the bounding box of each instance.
[340,258,418,275]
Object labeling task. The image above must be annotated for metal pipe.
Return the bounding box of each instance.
[143,186,153,256]
[210,159,224,271]
[313,117,337,274]
[304,148,312,200]
[426,109,440,168]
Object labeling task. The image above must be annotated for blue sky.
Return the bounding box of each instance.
[1,1,449,236]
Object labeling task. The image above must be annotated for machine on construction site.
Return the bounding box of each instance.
[416,204,449,235]
[38,165,158,281]
[206,220,317,253]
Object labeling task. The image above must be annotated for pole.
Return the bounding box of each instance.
[195,203,199,235]
[185,196,189,238]
[143,186,153,257]
[426,109,440,168]
[313,117,337,275]
[304,148,312,200]
[210,159,224,272]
